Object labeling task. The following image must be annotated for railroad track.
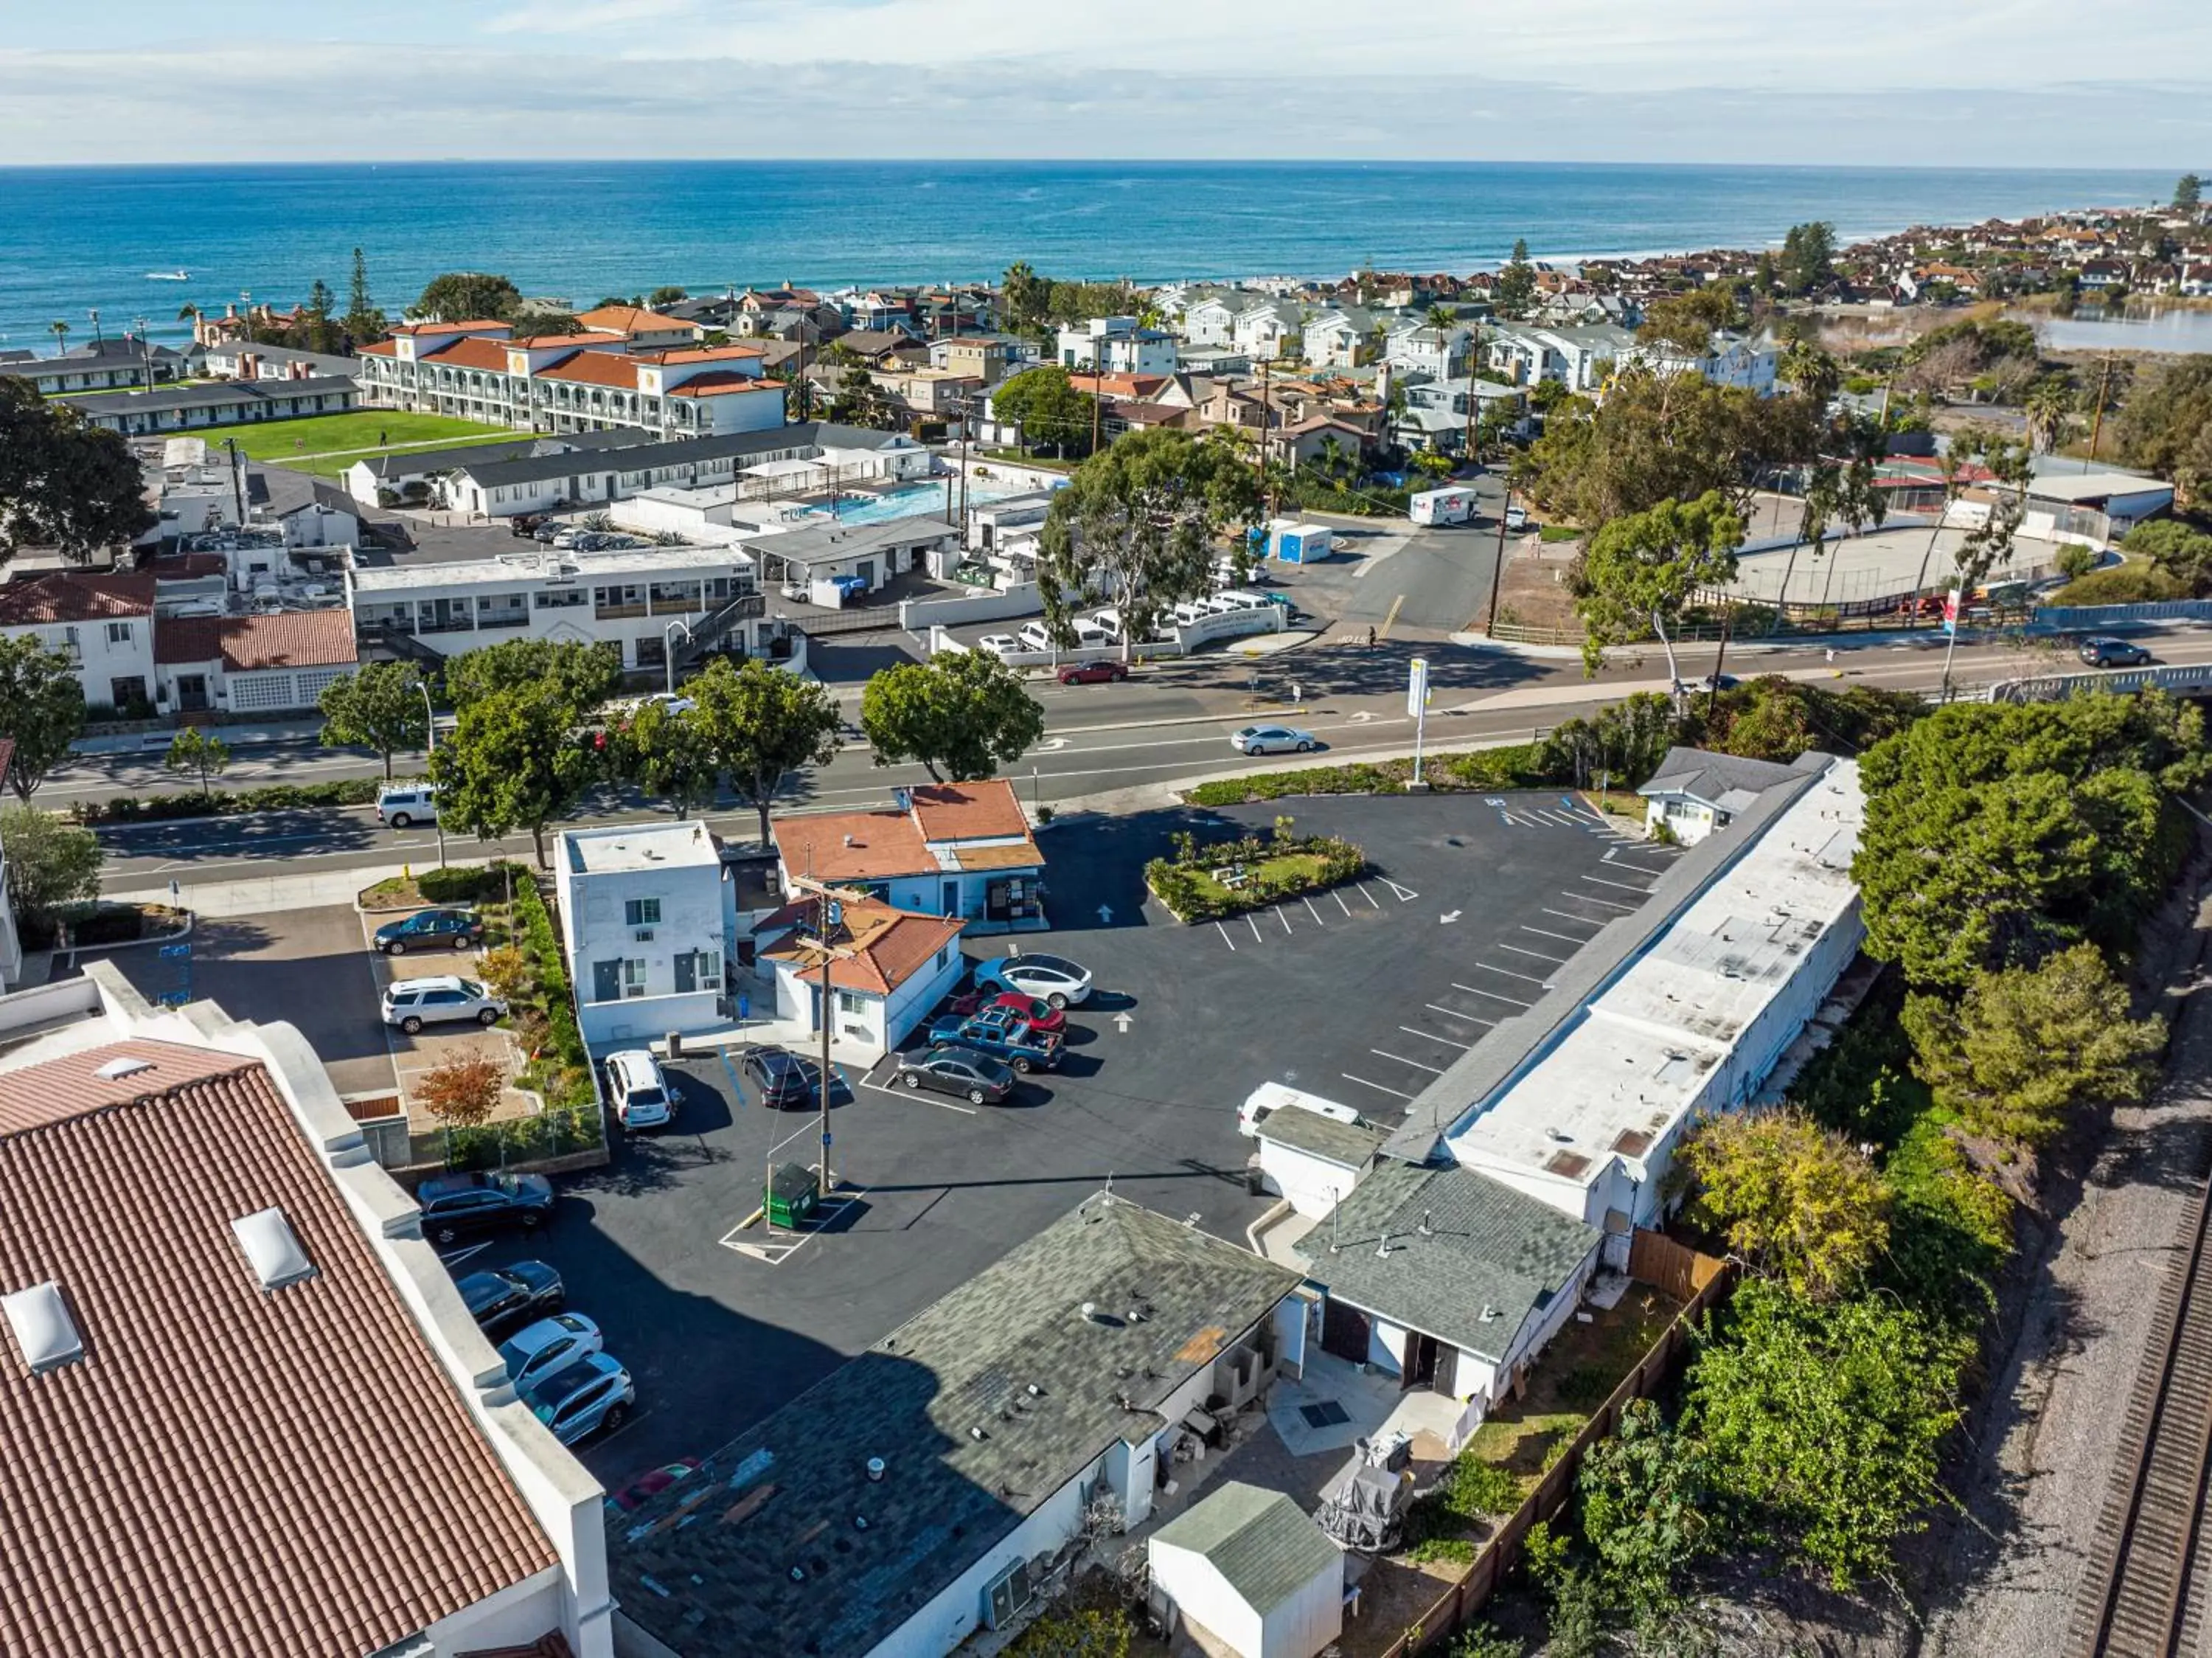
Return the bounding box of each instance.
[2068,1170,2212,1657]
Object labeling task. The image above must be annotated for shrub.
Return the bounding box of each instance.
[2046,562,2188,606]
[73,777,394,824]
[1409,1536,1478,1566]
[417,862,515,904]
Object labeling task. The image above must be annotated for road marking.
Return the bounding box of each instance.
[435,1241,495,1267]
[1278,906,1293,935]
[1304,895,1326,926]
[1453,981,1534,1006]
[1473,961,1550,985]
[1426,1002,1496,1025]
[1372,1048,1445,1074]
[1441,909,1462,924]
[1378,878,1418,902]
[1217,920,1237,951]
[1247,912,1264,943]
[1360,885,1381,909]
[1333,890,1352,917]
[1565,889,1637,912]
[858,1071,978,1113]
[1581,874,1654,895]
[1403,1025,1473,1049]
[1542,908,1605,926]
[1113,1011,1133,1033]
[1341,1072,1415,1100]
[1498,942,1568,964]
[1522,925,1586,946]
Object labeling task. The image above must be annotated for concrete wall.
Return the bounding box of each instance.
[1255,1139,1364,1220]
[899,583,1048,629]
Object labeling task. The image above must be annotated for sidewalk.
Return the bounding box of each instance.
[72,717,325,756]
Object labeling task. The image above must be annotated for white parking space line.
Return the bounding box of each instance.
[1541,908,1606,927]
[1454,981,1535,1005]
[1304,895,1326,926]
[1378,878,1419,902]
[1522,925,1586,946]
[1582,874,1654,895]
[1473,960,1550,985]
[1247,912,1265,943]
[1426,1002,1496,1026]
[1498,943,1568,965]
[1371,1047,1444,1073]
[1565,889,1637,912]
[1278,906,1293,935]
[858,1070,978,1114]
[1217,920,1238,951]
[1341,1072,1416,1100]
[1402,1024,1473,1049]
[1333,890,1353,918]
[1360,885,1381,909]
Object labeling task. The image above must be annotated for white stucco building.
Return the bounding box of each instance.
[555,821,731,1049]
[1056,316,1178,376]
[756,895,968,1058]
[768,779,1046,931]
[0,572,159,712]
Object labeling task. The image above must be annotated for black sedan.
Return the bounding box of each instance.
[896,1044,1017,1106]
[416,1170,556,1247]
[373,907,484,955]
[741,1045,848,1109]
[456,1260,565,1336]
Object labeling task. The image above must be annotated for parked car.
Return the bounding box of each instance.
[1058,660,1127,685]
[415,1170,555,1246]
[1231,724,1315,756]
[381,974,506,1034]
[606,1457,703,1514]
[945,988,1067,1036]
[639,691,697,717]
[455,1260,565,1336]
[510,514,547,538]
[1171,600,1213,627]
[532,522,563,544]
[1669,673,1739,696]
[973,952,1093,1008]
[523,1352,635,1445]
[2079,635,2154,667]
[605,1049,675,1131]
[897,1044,1018,1106]
[375,784,439,828]
[372,907,483,955]
[1016,621,1055,652]
[741,1044,835,1109]
[975,633,1019,657]
[922,1008,1064,1073]
[1503,505,1528,532]
[498,1312,603,1390]
[1086,607,1124,639]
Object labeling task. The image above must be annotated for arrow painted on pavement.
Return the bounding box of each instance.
[1097,904,1113,924]
[1440,910,1462,924]
[1114,1011,1134,1033]
[1038,737,1071,751]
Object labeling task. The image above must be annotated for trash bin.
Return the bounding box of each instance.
[765,1161,819,1229]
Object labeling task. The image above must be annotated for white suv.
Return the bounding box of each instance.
[605,1050,675,1131]
[381,975,506,1035]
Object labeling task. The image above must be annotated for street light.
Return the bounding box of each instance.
[419,679,447,869]
[663,620,693,698]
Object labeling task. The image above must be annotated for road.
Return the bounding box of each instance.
[78,624,2199,893]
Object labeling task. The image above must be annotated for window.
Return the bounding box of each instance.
[535,589,586,609]
[937,945,954,971]
[106,621,133,645]
[835,990,868,1016]
[625,898,661,926]
[623,959,647,998]
[697,949,722,990]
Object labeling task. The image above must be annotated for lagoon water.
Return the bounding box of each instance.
[0,158,2174,350]
[2031,309,2212,355]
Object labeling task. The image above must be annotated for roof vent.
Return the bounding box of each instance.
[1025,1382,1043,1398]
[866,1457,886,1482]
[96,1055,155,1082]
[231,1206,317,1292]
[1479,1305,1499,1322]
[1080,1300,1102,1322]
[2,1281,84,1374]
[969,1425,987,1441]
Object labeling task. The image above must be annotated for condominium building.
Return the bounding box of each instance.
[354,321,785,440]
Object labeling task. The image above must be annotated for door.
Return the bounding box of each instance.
[1433,1343,1458,1398]
[176,674,209,712]
[674,952,698,994]
[942,881,960,918]
[1404,1330,1438,1390]
[1321,1298,1370,1364]
[593,960,622,1004]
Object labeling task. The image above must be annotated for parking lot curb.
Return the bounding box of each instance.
[1050,730,1548,816]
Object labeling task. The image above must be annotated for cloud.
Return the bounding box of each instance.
[479,0,706,35]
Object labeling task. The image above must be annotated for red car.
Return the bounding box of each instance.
[1058,661,1128,685]
[606,1457,703,1513]
[943,988,1068,1036]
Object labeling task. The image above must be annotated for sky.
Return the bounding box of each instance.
[1,0,2209,167]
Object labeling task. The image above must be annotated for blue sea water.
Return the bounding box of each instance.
[0,159,2175,353]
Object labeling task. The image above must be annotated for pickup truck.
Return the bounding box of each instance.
[921,1007,1065,1073]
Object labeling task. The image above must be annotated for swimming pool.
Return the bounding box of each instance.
[801,479,1043,527]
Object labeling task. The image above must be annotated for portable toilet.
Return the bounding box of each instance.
[1409,486,1475,527]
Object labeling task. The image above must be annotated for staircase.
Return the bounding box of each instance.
[672,592,767,670]
[356,620,447,667]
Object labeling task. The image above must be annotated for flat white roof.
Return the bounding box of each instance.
[349,543,753,594]
[561,819,722,875]
[2028,472,2177,503]
[1447,760,1863,1193]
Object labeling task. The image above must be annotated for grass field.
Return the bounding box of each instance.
[279,434,528,479]
[227,411,514,468]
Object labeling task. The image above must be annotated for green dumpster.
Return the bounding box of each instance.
[765,1161,819,1229]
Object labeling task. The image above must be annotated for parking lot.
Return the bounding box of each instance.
[451,789,1667,1486]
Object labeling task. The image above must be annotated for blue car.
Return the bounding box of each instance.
[523,1351,635,1446]
[922,1007,1064,1074]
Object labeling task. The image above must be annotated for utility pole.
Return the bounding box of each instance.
[224,437,246,524]
[1259,357,1275,524]
[1482,486,1511,636]
[2089,351,2115,460]
[784,873,858,1201]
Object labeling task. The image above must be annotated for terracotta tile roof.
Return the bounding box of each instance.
[388,319,512,336]
[0,1039,257,1136]
[908,778,1029,842]
[773,808,933,881]
[537,350,642,391]
[0,1048,558,1657]
[574,305,697,336]
[638,343,768,365]
[760,898,965,996]
[154,609,358,672]
[421,336,518,372]
[1070,372,1168,400]
[506,331,626,351]
[667,372,779,398]
[0,572,156,625]
[358,339,399,357]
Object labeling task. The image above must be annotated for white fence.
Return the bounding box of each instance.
[899,583,1048,629]
[925,602,1284,667]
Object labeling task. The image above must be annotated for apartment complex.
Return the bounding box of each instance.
[354,320,786,440]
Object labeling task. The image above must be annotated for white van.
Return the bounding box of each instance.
[1171,600,1213,628]
[1237,1081,1369,1139]
[376,784,438,828]
[1016,621,1055,652]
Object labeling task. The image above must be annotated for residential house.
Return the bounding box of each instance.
[251,465,361,547]
[754,894,968,1055]
[1180,290,1252,347]
[64,375,360,437]
[1147,1484,1344,1658]
[606,1191,1304,1658]
[1299,307,1387,370]
[1391,376,1523,456]
[0,960,614,1657]
[1623,329,1778,395]
[769,778,1046,929]
[570,305,707,347]
[1231,300,1307,364]
[836,328,932,369]
[1637,746,1809,845]
[556,820,730,1048]
[153,608,358,716]
[1484,324,1632,393]
[930,336,1020,385]
[0,571,158,711]
[1056,316,1178,376]
[1382,320,1473,381]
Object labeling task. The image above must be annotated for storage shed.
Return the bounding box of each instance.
[1147,1481,1343,1658]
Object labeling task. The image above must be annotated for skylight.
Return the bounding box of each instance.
[2,1280,85,1374]
[231,1207,317,1292]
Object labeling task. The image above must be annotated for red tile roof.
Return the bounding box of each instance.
[574,305,698,336]
[0,1048,558,1657]
[388,319,512,337]
[537,351,642,391]
[507,331,626,351]
[0,572,156,625]
[639,343,768,365]
[155,609,358,673]
[773,808,933,881]
[760,898,965,996]
[150,552,229,579]
[908,779,1030,842]
[358,339,399,357]
[668,372,779,398]
[422,336,518,373]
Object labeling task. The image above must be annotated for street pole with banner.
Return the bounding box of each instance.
[1939,586,1964,702]
[1407,656,1430,789]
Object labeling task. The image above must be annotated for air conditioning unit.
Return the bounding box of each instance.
[634,928,655,942]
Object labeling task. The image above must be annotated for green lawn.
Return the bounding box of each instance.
[278,434,526,479]
[1180,850,1333,906]
[226,411,514,466]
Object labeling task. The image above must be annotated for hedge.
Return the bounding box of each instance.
[74,776,412,825]
[1145,831,1369,922]
[417,863,518,905]
[1183,741,1559,807]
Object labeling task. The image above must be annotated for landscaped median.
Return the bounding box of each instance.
[74,776,406,825]
[1144,819,1369,922]
[1183,741,1561,808]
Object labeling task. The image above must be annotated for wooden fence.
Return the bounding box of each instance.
[1370,1233,1736,1658]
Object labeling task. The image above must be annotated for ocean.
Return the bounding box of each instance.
[0,159,2177,352]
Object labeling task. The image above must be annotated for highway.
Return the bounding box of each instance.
[76,623,2212,894]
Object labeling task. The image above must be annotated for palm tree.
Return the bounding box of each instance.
[47,319,69,353]
[1425,304,1457,333]
[2025,377,2073,454]
[1316,433,1347,488]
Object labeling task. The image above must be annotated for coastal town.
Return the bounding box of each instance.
[0,165,2210,1658]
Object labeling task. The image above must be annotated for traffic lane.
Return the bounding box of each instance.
[41,743,399,802]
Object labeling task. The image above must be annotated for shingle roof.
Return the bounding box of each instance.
[0,571,155,625]
[608,1193,1299,1658]
[907,778,1029,842]
[0,1048,557,1657]
[61,376,358,419]
[1256,1106,1384,1170]
[1150,1481,1340,1616]
[1312,1162,1597,1364]
[1638,746,1808,814]
[156,609,358,672]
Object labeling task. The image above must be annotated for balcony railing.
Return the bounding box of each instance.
[594,603,648,621]
[476,609,531,630]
